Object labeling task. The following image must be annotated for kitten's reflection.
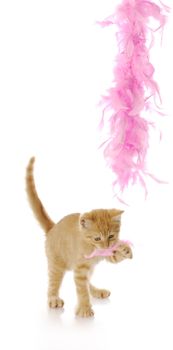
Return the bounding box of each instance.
[46,307,64,326]
[91,297,111,305]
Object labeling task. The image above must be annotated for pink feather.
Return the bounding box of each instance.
[99,0,169,195]
[84,240,133,259]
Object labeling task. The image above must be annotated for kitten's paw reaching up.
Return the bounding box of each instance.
[110,251,124,263]
[76,304,94,318]
[48,296,64,308]
[117,243,133,259]
[110,243,133,263]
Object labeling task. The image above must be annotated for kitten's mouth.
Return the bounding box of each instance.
[85,240,133,259]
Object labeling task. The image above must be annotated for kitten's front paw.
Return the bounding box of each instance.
[117,243,133,259]
[111,243,133,263]
[110,252,124,263]
[76,304,94,318]
[48,296,64,308]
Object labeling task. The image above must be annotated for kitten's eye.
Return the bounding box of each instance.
[108,234,114,240]
[94,237,101,241]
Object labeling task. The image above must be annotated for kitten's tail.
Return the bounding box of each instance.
[26,157,55,233]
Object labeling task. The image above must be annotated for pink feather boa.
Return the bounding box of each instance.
[99,0,170,197]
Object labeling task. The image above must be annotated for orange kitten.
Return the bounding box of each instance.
[26,157,132,317]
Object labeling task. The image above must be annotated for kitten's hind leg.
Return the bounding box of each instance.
[89,267,110,299]
[47,260,65,308]
[89,284,111,299]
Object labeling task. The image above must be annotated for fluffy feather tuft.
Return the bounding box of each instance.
[99,0,169,195]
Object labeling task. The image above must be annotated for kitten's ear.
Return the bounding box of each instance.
[80,215,92,229]
[111,215,121,223]
[110,210,124,223]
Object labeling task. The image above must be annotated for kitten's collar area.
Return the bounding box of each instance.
[84,240,132,259]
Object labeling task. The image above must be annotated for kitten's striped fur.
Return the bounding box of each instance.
[26,158,132,317]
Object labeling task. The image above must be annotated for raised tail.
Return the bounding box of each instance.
[26,157,55,233]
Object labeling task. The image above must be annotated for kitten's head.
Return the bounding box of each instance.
[79,209,123,248]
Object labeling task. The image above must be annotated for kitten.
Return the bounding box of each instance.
[26,157,132,317]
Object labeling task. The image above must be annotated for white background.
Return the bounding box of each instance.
[0,1,173,349]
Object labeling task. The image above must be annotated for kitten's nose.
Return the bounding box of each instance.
[103,241,109,248]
